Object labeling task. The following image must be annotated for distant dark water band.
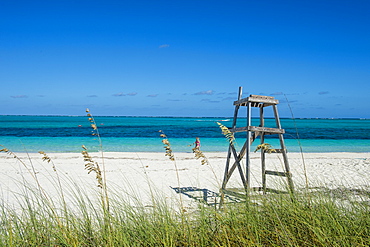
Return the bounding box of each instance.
[1,126,370,139]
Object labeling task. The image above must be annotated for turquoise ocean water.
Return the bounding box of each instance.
[0,115,369,153]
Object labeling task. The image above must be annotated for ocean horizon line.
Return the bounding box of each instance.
[0,115,368,120]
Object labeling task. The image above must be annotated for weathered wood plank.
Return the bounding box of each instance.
[229,126,284,134]
[230,144,247,188]
[234,96,279,106]
[223,132,258,185]
[249,94,275,99]
[229,127,248,133]
[248,126,285,134]
[265,170,287,177]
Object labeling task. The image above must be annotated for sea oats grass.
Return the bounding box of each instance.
[217,122,235,145]
[159,130,175,161]
[255,143,276,154]
[84,109,107,189]
[83,109,113,244]
[192,148,209,165]
[158,129,187,224]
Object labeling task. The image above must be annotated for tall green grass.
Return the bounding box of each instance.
[0,181,369,246]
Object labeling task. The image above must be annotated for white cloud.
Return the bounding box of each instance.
[11,95,28,98]
[201,99,220,103]
[223,97,236,101]
[159,44,170,48]
[168,99,183,101]
[147,94,158,97]
[112,92,137,97]
[270,92,283,96]
[112,92,125,97]
[318,91,329,95]
[194,90,214,95]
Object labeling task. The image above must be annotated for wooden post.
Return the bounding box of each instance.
[273,104,294,193]
[245,101,251,192]
[260,106,267,194]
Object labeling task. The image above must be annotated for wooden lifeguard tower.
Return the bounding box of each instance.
[220,87,294,202]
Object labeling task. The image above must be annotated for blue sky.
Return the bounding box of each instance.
[1,0,369,118]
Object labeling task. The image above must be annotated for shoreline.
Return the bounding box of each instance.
[1,150,370,154]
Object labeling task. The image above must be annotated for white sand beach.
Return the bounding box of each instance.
[1,152,370,209]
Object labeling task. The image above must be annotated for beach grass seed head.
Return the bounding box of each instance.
[0,147,10,154]
[38,151,56,171]
[192,148,209,165]
[38,151,51,163]
[217,122,235,145]
[255,143,276,154]
[81,147,103,188]
[159,130,175,161]
[0,145,17,159]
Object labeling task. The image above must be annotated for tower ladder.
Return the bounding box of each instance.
[220,87,294,203]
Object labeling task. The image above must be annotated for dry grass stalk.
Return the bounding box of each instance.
[83,109,109,210]
[159,130,175,161]
[1,145,39,182]
[0,146,18,159]
[38,151,55,171]
[83,110,111,240]
[158,130,188,216]
[255,143,276,154]
[1,146,68,237]
[192,148,209,165]
[38,150,69,220]
[82,145,103,188]
[86,108,99,136]
[217,122,235,145]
